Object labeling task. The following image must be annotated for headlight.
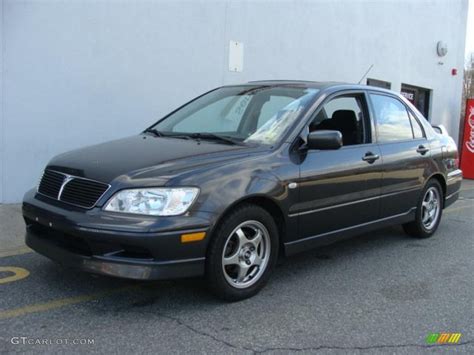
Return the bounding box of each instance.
[103,187,199,216]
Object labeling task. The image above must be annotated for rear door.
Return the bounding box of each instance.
[368,92,431,218]
[294,91,383,239]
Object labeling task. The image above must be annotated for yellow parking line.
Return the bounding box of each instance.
[0,246,32,258]
[0,285,140,320]
[0,267,30,284]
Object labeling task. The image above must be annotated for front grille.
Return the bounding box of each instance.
[61,178,110,208]
[37,170,64,198]
[37,169,110,209]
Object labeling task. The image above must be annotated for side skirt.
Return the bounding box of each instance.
[284,208,416,256]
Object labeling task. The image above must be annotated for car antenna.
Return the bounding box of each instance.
[357,64,374,84]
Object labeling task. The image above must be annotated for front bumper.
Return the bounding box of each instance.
[23,189,215,280]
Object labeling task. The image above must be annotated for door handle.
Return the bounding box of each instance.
[362,152,380,163]
[416,145,430,155]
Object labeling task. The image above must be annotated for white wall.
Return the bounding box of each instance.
[1,0,468,203]
[0,0,4,203]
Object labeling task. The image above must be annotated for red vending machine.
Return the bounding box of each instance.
[460,99,474,179]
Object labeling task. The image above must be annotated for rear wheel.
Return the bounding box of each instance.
[206,204,279,301]
[403,179,443,238]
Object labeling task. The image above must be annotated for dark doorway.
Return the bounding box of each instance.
[400,84,431,119]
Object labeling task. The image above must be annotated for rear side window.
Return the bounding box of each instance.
[370,94,413,142]
[409,111,424,139]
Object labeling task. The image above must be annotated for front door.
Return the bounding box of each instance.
[293,92,383,240]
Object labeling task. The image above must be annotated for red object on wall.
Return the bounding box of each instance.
[460,99,474,179]
[451,68,457,76]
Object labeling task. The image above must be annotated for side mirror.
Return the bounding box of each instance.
[307,130,342,150]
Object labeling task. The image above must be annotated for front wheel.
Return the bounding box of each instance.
[403,179,443,238]
[206,204,279,301]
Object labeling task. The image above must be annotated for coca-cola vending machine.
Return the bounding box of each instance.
[460,99,474,179]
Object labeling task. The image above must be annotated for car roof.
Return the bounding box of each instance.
[223,80,395,95]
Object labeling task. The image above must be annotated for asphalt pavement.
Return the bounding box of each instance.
[0,181,472,354]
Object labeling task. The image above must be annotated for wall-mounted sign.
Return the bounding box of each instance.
[229,40,244,72]
[401,91,415,102]
[367,78,391,89]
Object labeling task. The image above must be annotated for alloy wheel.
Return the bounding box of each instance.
[221,220,271,289]
[421,186,441,231]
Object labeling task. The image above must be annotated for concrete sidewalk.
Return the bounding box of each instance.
[0,204,27,254]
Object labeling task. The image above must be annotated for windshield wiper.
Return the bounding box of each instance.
[143,129,192,140]
[144,129,244,145]
[143,128,164,137]
[187,133,245,146]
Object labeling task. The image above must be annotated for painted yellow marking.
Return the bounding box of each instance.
[181,231,206,243]
[0,267,30,284]
[0,285,140,320]
[0,246,32,258]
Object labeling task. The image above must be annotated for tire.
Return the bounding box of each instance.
[206,204,279,301]
[403,179,443,238]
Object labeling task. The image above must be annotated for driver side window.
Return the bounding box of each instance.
[309,95,369,146]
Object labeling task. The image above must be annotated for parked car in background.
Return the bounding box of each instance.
[23,81,462,301]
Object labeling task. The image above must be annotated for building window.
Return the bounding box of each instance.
[400,83,431,120]
[367,78,391,90]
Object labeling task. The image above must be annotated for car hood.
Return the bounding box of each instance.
[47,134,265,184]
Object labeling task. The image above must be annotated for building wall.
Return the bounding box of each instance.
[1,0,4,203]
[1,0,468,203]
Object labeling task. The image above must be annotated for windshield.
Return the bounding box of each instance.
[150,86,319,145]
